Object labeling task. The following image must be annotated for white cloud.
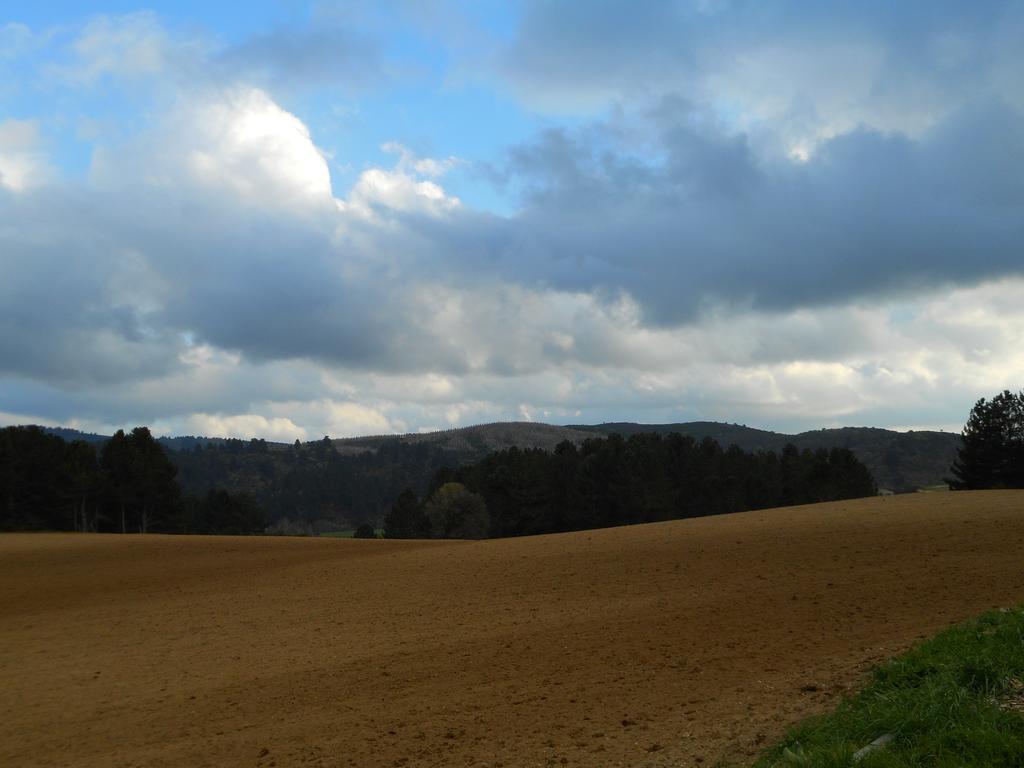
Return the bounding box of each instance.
[91,86,334,210]
[58,12,200,85]
[0,119,51,190]
[340,143,462,218]
[264,399,405,438]
[413,157,461,177]
[174,412,307,442]
[342,167,460,217]
[184,88,334,205]
[87,86,463,223]
[324,401,401,436]
[0,410,60,428]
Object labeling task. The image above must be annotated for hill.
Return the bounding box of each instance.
[169,423,604,533]
[4,490,1024,767]
[333,421,599,458]
[332,419,961,495]
[32,420,962,529]
[38,426,237,452]
[575,422,961,493]
[785,427,961,492]
[38,426,109,444]
[577,420,784,449]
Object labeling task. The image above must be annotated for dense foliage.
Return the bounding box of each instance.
[182,489,265,535]
[59,420,963,495]
[386,433,877,538]
[949,390,1024,490]
[172,437,458,534]
[101,427,180,532]
[424,482,490,539]
[383,488,432,538]
[24,419,959,533]
[0,425,261,534]
[0,426,97,531]
[577,423,959,492]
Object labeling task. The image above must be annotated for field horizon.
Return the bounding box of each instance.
[4,491,1024,767]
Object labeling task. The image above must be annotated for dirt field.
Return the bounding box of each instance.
[3,491,1024,768]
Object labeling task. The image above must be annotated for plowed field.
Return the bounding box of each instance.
[3,491,1024,767]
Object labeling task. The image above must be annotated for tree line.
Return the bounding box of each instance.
[171,436,457,534]
[5,387,1015,538]
[385,433,878,539]
[0,425,263,534]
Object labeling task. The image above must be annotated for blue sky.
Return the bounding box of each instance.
[2,1,1024,439]
[2,3,537,209]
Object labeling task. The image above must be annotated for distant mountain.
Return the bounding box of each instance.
[334,419,959,493]
[572,422,961,493]
[40,422,600,457]
[575,421,784,450]
[333,422,598,459]
[156,435,237,452]
[782,427,960,492]
[39,427,237,454]
[40,426,109,444]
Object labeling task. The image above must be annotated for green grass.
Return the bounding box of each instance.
[752,608,1024,767]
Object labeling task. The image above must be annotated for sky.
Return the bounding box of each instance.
[2,1,1024,441]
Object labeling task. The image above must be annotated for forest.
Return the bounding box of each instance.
[385,433,878,539]
[170,437,456,534]
[0,426,263,534]
[1,425,878,537]
[21,418,962,534]
[6,389,1018,537]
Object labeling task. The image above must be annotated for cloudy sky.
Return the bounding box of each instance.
[2,1,1023,440]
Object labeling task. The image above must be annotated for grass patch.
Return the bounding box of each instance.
[318,530,355,538]
[753,608,1024,767]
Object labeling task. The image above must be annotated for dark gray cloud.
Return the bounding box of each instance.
[498,0,1022,114]
[0,186,184,386]
[475,97,1024,325]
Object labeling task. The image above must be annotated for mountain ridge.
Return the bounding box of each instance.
[33,419,960,493]
[574,422,959,491]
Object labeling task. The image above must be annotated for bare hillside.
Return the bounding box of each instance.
[3,491,1024,767]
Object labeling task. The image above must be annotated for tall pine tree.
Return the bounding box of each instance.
[949,390,1024,489]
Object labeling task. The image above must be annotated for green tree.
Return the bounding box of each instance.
[127,427,180,532]
[0,426,69,530]
[384,488,431,538]
[424,431,876,537]
[101,430,135,533]
[63,440,100,532]
[197,488,264,534]
[100,427,181,532]
[424,482,489,539]
[949,390,1024,489]
[353,522,376,539]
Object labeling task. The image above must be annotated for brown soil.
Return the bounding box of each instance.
[3,490,1024,768]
